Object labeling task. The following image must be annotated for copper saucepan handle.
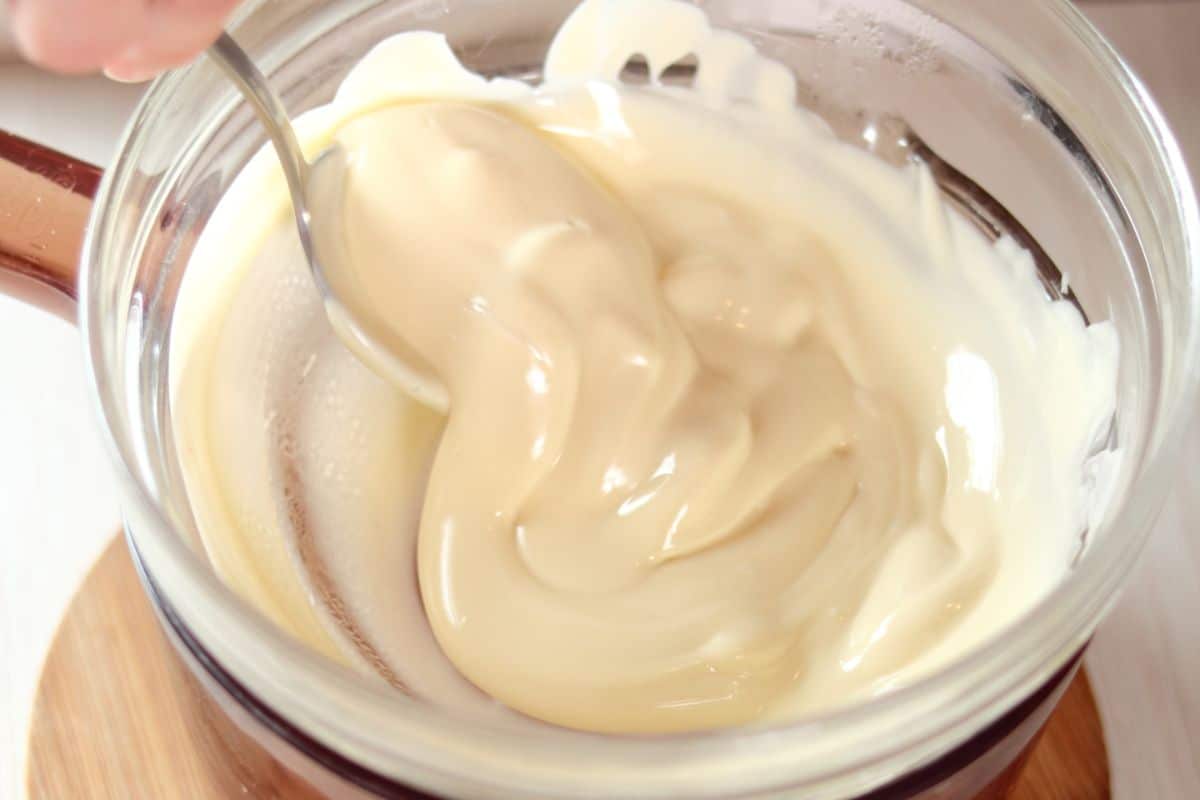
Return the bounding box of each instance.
[0,129,102,321]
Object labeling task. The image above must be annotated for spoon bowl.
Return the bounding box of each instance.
[206,32,451,412]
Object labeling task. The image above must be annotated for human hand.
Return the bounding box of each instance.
[10,0,242,81]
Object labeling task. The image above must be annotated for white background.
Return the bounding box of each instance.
[0,2,1196,798]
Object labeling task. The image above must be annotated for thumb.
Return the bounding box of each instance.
[11,0,241,78]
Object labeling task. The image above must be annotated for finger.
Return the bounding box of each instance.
[101,0,242,78]
[11,0,148,74]
[13,0,242,78]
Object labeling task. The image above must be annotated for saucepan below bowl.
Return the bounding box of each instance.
[1,0,1196,797]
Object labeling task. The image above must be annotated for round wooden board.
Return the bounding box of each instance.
[26,537,1111,799]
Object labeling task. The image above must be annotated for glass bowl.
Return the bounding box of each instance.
[69,0,1199,796]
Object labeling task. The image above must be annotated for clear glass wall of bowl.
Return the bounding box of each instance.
[80,0,1198,797]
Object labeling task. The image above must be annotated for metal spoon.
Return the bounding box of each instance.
[206,33,451,411]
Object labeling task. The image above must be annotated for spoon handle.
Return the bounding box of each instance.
[207,33,310,202]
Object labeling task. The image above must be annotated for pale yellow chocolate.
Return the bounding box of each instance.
[171,0,1118,734]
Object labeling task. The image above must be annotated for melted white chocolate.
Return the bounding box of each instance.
[171,0,1118,733]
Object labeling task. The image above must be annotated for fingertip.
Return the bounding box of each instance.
[10,0,144,74]
[101,44,207,85]
[102,65,160,84]
[101,42,173,84]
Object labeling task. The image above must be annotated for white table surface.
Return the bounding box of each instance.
[0,3,1196,799]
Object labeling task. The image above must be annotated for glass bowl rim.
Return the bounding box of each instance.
[77,0,1200,793]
